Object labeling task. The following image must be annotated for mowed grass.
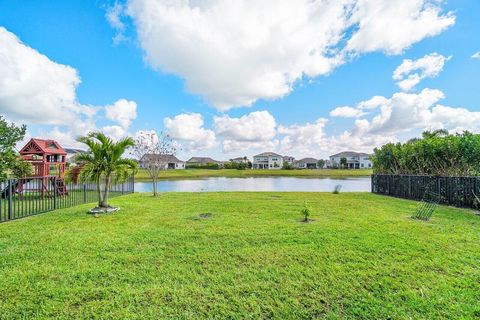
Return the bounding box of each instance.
[135,168,373,181]
[0,193,479,319]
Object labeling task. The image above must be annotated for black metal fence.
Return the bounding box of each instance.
[371,174,480,209]
[0,175,134,223]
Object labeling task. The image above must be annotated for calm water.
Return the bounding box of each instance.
[134,177,371,192]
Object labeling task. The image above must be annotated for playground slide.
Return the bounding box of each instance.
[1,179,31,199]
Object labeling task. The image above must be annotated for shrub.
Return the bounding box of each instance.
[372,130,480,176]
[186,163,220,170]
[300,202,311,222]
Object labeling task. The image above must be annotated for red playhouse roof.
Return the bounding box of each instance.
[20,138,67,156]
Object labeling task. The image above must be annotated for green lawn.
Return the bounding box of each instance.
[0,192,479,319]
[135,168,373,181]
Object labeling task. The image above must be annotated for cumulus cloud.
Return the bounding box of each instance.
[105,99,137,129]
[349,89,480,136]
[393,53,451,91]
[214,111,277,151]
[0,27,137,145]
[0,27,93,126]
[123,0,454,110]
[278,118,329,156]
[346,0,455,55]
[164,113,217,151]
[329,106,365,118]
[472,52,480,59]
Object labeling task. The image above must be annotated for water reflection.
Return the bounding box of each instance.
[134,177,371,192]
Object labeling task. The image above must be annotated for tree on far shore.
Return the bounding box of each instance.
[132,131,177,197]
[0,116,32,181]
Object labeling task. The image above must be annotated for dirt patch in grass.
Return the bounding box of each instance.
[198,213,213,219]
[298,218,316,223]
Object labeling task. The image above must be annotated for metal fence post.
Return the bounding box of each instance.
[53,177,57,210]
[7,179,12,220]
[83,184,87,203]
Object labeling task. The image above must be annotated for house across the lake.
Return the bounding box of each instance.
[139,154,186,170]
[65,148,87,164]
[283,155,295,165]
[230,157,249,164]
[329,151,372,169]
[187,157,224,167]
[294,158,318,169]
[252,152,284,169]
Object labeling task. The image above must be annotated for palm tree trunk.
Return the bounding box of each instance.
[96,177,103,207]
[102,175,111,207]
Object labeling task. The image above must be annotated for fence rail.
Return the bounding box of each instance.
[0,175,134,223]
[371,174,480,209]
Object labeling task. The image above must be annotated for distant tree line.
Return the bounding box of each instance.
[372,130,480,176]
[186,163,221,170]
[223,161,252,170]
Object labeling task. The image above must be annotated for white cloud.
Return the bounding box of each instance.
[105,99,137,129]
[102,125,128,141]
[357,96,389,110]
[106,2,128,44]
[329,106,365,118]
[330,95,388,118]
[0,27,93,126]
[214,111,277,151]
[0,27,138,146]
[278,118,329,156]
[472,52,480,59]
[350,89,480,136]
[346,0,455,55]
[164,113,217,151]
[123,0,454,110]
[393,53,451,91]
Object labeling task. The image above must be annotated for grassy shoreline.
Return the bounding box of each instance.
[0,192,478,318]
[135,168,373,181]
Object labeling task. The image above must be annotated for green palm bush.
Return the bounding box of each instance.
[76,132,137,209]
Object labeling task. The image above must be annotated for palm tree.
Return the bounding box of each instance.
[76,132,137,209]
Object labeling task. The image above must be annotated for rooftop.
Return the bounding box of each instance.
[254,152,283,157]
[141,154,184,163]
[187,157,222,164]
[330,151,371,158]
[296,158,318,163]
[20,138,67,155]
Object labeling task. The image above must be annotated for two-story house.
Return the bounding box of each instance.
[283,156,295,165]
[253,152,284,169]
[329,151,372,169]
[230,157,249,164]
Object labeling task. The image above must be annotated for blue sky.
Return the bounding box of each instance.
[0,0,479,160]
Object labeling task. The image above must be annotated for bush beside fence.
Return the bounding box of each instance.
[371,174,480,209]
[0,175,134,223]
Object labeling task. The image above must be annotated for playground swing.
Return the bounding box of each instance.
[1,138,68,199]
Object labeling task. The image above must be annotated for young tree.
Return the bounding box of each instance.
[11,160,33,179]
[317,159,326,169]
[340,157,347,169]
[76,132,137,209]
[0,116,28,181]
[132,131,177,196]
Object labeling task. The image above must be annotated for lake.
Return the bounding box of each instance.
[134,177,371,192]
